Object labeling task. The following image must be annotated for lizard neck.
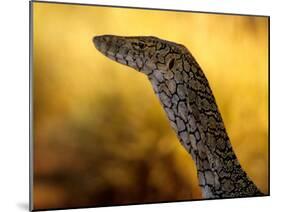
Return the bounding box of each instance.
[147,53,263,198]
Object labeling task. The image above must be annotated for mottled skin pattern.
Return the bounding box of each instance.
[93,35,264,198]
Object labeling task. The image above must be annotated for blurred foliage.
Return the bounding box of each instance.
[32,2,268,210]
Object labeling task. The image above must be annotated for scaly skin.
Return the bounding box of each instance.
[92,35,264,198]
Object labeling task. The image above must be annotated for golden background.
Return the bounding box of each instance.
[33,2,269,210]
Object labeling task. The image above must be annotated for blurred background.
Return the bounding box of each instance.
[32,2,269,210]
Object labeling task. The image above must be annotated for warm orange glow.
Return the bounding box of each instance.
[33,2,268,210]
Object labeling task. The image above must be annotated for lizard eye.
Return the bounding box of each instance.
[132,41,146,50]
[138,42,145,49]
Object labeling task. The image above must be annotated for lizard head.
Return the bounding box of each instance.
[93,35,187,79]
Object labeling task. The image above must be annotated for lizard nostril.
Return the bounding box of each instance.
[169,58,175,69]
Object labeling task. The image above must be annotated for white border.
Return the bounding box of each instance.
[1,0,279,211]
[34,0,271,16]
